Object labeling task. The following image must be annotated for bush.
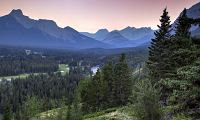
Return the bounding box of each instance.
[171,113,193,120]
[130,79,163,120]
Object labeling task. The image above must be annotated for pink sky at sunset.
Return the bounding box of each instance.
[0,0,200,33]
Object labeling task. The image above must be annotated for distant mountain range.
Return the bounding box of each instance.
[0,9,112,49]
[80,26,154,41]
[80,26,155,48]
[81,2,200,48]
[114,26,154,40]
[1,2,200,49]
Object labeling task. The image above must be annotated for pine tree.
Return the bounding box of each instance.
[146,7,172,83]
[78,76,97,113]
[92,69,102,110]
[102,61,114,96]
[0,100,2,114]
[165,8,194,79]
[175,8,192,39]
[130,79,162,120]
[163,36,200,112]
[21,101,28,120]
[100,80,109,109]
[112,53,133,106]
[72,96,83,120]
[66,103,71,120]
[161,8,200,113]
[15,109,20,120]
[3,99,11,120]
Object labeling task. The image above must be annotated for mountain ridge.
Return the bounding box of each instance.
[0,9,113,49]
[81,26,154,41]
[80,29,109,41]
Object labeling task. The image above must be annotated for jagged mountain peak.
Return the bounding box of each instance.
[9,9,38,28]
[64,26,73,30]
[10,9,23,16]
[123,26,136,30]
[96,29,109,34]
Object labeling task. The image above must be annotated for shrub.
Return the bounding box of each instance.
[171,113,193,120]
[130,79,163,120]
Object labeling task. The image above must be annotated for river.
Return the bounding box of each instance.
[91,66,100,74]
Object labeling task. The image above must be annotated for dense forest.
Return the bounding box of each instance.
[1,7,200,120]
[0,54,59,76]
[0,43,148,119]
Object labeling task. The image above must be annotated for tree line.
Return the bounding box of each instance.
[0,54,59,76]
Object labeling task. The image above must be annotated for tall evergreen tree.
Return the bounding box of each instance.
[71,96,83,120]
[66,103,71,120]
[166,8,194,79]
[78,76,97,114]
[3,99,11,120]
[163,36,200,113]
[147,7,172,83]
[15,109,20,120]
[112,53,133,106]
[92,69,102,110]
[174,8,192,39]
[102,61,114,97]
[161,8,200,113]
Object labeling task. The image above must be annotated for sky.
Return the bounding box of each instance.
[0,0,200,33]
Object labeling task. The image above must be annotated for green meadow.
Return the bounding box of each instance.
[0,64,69,80]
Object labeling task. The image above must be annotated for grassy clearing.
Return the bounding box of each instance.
[100,56,106,59]
[37,106,68,118]
[0,64,69,80]
[0,73,46,80]
[59,64,69,75]
[37,106,132,120]
[34,105,196,120]
[84,106,134,120]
